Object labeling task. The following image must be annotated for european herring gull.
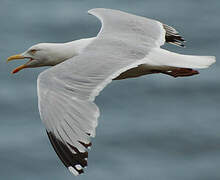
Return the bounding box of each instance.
[7,8,216,176]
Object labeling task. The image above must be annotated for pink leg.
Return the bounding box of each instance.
[151,68,199,78]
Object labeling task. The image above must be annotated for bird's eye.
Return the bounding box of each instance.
[30,49,37,54]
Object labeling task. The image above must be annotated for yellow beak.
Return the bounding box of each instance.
[7,54,28,74]
[7,54,25,63]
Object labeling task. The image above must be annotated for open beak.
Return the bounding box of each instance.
[7,54,31,74]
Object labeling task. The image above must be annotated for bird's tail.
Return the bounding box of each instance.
[146,48,216,69]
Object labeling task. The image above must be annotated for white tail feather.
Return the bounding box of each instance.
[146,48,216,69]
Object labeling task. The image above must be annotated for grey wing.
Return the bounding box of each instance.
[37,8,166,175]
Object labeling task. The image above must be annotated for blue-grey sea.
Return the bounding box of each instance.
[0,0,219,179]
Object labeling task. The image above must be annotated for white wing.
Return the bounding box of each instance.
[37,8,167,175]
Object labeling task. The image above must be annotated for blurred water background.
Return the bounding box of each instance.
[0,0,219,179]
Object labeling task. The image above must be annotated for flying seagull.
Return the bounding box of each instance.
[7,8,215,176]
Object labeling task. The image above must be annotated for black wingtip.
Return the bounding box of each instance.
[180,44,186,48]
[46,131,90,176]
[165,35,185,47]
[163,24,186,48]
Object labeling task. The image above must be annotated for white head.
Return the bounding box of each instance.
[7,43,77,73]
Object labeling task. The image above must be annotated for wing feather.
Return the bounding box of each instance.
[37,8,166,175]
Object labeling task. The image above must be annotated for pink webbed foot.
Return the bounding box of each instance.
[151,68,199,78]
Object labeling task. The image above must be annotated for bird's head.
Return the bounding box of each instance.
[7,43,75,74]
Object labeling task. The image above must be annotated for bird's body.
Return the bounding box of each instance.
[7,8,215,176]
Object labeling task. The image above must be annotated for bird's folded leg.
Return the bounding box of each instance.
[151,68,199,78]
